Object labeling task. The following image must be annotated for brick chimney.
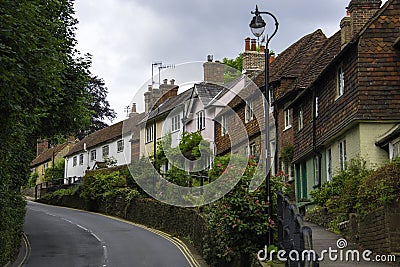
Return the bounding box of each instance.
[36,139,49,156]
[203,55,224,84]
[144,85,153,112]
[154,79,179,107]
[242,38,265,75]
[128,103,137,118]
[340,11,351,49]
[347,0,381,37]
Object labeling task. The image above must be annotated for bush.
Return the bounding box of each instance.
[310,158,371,213]
[25,172,38,188]
[203,157,286,266]
[0,190,26,265]
[80,171,126,201]
[43,159,65,182]
[357,160,400,215]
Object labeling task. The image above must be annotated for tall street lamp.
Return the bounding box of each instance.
[249,5,279,247]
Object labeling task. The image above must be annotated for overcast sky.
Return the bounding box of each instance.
[73,0,386,123]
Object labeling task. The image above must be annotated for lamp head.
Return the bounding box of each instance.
[249,5,266,38]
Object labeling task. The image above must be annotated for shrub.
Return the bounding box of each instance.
[80,171,126,201]
[203,157,286,266]
[43,159,65,182]
[310,158,371,213]
[25,172,38,188]
[357,160,400,215]
[0,190,26,265]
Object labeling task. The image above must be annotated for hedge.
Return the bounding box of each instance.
[0,190,26,265]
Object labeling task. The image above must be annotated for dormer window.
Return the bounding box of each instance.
[336,65,345,98]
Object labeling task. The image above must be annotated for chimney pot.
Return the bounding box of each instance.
[163,78,168,84]
[251,39,257,51]
[269,55,275,64]
[131,103,137,113]
[170,79,175,85]
[260,45,265,53]
[148,85,152,91]
[245,37,251,51]
[207,55,213,62]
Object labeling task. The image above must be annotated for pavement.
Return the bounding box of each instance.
[306,222,398,266]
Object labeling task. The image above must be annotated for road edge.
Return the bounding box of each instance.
[27,201,206,267]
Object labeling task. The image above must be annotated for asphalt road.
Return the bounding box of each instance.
[24,201,196,267]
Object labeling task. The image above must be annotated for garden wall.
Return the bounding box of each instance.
[306,202,400,255]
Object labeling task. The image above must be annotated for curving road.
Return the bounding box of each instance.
[24,201,198,267]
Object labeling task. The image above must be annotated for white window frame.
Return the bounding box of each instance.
[339,139,347,171]
[102,145,109,158]
[196,111,205,131]
[284,109,291,130]
[171,114,180,132]
[90,150,96,161]
[326,148,332,182]
[117,140,124,153]
[79,154,84,165]
[245,101,254,123]
[73,156,77,167]
[298,106,304,131]
[249,143,257,157]
[336,65,345,99]
[221,115,228,136]
[146,125,154,143]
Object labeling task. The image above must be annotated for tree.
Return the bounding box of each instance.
[223,54,243,83]
[0,0,95,264]
[85,76,117,134]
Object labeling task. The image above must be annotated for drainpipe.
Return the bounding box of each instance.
[312,88,321,188]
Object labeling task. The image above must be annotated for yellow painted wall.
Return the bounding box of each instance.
[327,124,360,176]
[141,119,164,158]
[359,122,394,168]
[325,122,392,177]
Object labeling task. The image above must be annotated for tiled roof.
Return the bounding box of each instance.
[138,88,193,124]
[65,121,124,157]
[31,143,69,167]
[270,29,327,83]
[195,82,226,106]
[294,30,342,92]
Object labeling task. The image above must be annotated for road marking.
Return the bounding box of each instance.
[100,214,201,267]
[76,224,88,232]
[91,232,102,243]
[31,204,108,266]
[18,233,31,267]
[102,245,108,267]
[28,201,201,267]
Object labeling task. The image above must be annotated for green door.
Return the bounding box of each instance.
[301,162,307,199]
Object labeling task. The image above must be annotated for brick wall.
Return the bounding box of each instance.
[307,202,400,256]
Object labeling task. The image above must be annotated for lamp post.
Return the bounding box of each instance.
[249,5,279,247]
